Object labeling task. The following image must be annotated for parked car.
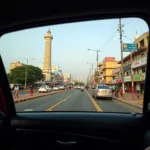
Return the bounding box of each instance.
[53,86,59,91]
[38,85,52,93]
[59,85,66,90]
[92,85,112,100]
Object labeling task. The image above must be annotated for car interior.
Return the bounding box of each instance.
[0,1,150,150]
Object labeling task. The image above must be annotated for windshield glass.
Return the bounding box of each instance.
[1,17,149,113]
[98,86,110,89]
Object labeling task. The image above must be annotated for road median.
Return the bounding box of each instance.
[14,90,70,104]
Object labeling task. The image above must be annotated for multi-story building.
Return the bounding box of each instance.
[99,57,121,85]
[63,73,71,84]
[10,61,25,71]
[117,31,149,94]
[99,62,105,83]
[51,65,60,73]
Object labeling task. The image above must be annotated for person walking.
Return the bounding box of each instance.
[115,84,119,97]
[30,85,34,96]
[112,85,115,96]
[14,85,19,98]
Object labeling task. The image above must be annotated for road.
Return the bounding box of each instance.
[15,89,142,113]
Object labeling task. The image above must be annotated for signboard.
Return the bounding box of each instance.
[124,76,131,82]
[133,75,141,81]
[104,57,115,62]
[131,57,147,68]
[123,43,137,52]
[133,73,146,81]
[141,73,145,81]
[116,78,122,83]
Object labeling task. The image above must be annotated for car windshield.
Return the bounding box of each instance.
[41,85,46,88]
[98,86,110,89]
[1,17,148,113]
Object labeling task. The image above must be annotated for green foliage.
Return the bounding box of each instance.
[7,65,45,85]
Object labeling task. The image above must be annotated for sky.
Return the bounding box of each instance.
[0,17,149,82]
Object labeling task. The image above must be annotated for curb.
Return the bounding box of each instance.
[113,97,142,109]
[14,90,70,104]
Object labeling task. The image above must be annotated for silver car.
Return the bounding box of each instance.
[92,85,112,100]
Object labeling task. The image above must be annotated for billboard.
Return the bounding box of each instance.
[123,43,137,52]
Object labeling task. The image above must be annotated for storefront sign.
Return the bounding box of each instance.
[133,73,146,81]
[124,76,131,82]
[141,73,145,81]
[104,57,115,61]
[116,78,122,83]
[131,57,147,69]
[133,75,141,81]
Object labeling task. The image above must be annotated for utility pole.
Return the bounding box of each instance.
[119,18,125,94]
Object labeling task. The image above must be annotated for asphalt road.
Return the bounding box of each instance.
[15,89,142,113]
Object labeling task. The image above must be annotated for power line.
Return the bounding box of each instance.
[123,19,135,25]
[101,30,118,49]
[101,20,118,50]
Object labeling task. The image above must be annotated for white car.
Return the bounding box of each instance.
[53,86,59,91]
[59,85,65,90]
[39,85,52,93]
[92,85,112,100]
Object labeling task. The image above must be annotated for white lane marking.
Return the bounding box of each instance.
[24,109,33,111]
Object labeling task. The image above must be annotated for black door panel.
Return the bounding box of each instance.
[10,112,145,150]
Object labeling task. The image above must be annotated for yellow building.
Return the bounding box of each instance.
[10,61,24,71]
[99,57,121,85]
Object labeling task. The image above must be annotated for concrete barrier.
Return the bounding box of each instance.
[14,90,70,104]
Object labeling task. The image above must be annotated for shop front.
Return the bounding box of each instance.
[133,73,145,94]
[124,76,132,92]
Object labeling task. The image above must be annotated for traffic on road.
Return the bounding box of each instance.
[15,86,141,113]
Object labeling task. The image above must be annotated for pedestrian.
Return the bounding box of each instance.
[14,85,19,98]
[136,90,140,100]
[112,85,115,95]
[115,84,119,97]
[30,85,34,96]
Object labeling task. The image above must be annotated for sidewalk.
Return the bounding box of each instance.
[14,90,67,103]
[113,92,143,109]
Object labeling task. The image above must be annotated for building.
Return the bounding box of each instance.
[117,31,149,94]
[98,57,121,85]
[63,73,71,84]
[51,65,59,73]
[10,61,24,71]
[42,29,53,82]
[99,62,105,84]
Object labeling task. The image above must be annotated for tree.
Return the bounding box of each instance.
[7,65,45,86]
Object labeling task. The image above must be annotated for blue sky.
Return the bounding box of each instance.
[0,18,149,82]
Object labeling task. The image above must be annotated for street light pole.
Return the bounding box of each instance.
[87,49,100,71]
[24,58,34,89]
